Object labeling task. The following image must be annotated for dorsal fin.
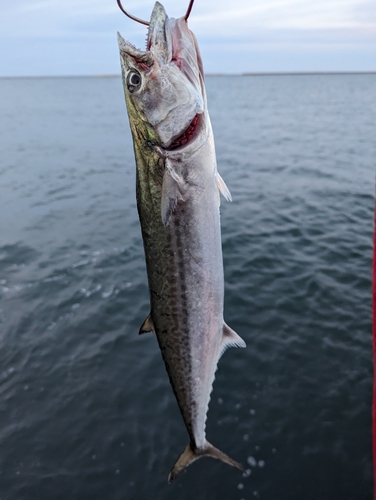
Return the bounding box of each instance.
[139,313,155,335]
[219,323,246,358]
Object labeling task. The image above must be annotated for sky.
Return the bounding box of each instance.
[1,0,375,76]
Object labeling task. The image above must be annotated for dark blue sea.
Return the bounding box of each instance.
[0,74,374,499]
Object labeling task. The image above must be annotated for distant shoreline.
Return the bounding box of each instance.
[1,71,375,79]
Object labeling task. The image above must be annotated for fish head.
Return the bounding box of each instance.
[118,1,206,151]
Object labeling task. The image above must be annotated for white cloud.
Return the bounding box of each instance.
[190,0,376,31]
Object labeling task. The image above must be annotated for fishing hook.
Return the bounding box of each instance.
[116,0,195,25]
[116,0,149,26]
[184,0,195,21]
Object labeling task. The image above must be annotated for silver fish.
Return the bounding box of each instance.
[117,0,246,482]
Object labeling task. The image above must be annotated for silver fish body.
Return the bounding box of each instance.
[118,2,245,481]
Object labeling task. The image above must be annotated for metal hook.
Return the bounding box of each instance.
[116,0,195,25]
[184,0,195,21]
[116,0,150,26]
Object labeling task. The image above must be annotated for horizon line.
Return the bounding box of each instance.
[0,71,375,79]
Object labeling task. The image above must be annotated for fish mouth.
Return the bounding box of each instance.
[166,113,202,151]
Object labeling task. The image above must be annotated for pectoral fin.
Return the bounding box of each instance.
[215,172,232,202]
[219,323,246,357]
[139,313,155,335]
[161,159,185,226]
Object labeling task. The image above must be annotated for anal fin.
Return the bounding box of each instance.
[139,313,155,335]
[219,323,246,357]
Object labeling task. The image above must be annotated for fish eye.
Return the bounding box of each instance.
[127,71,142,92]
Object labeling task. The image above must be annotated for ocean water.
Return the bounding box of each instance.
[0,74,374,500]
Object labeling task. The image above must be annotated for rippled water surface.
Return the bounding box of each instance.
[0,74,374,499]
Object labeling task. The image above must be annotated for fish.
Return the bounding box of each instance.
[117,0,246,482]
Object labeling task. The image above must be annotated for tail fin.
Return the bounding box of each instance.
[168,440,243,483]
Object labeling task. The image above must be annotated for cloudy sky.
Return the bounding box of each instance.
[1,0,375,76]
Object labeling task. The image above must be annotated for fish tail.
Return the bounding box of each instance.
[167,440,244,483]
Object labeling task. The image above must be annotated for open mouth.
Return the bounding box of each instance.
[168,114,200,150]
